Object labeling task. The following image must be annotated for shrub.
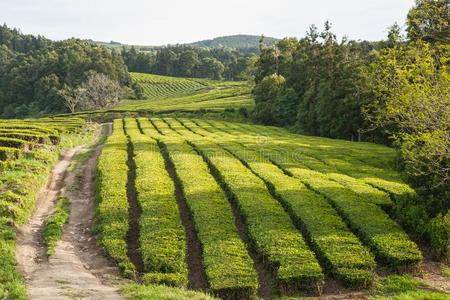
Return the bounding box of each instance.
[144,118,258,298]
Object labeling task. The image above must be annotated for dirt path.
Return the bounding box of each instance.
[16,124,125,300]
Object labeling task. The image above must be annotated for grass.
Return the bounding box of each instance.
[120,283,217,300]
[373,275,448,300]
[442,265,450,279]
[43,196,71,256]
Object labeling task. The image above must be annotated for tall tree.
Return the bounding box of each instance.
[406,0,450,44]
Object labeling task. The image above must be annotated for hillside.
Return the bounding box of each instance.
[188,34,279,50]
[91,34,279,52]
[115,73,254,113]
[0,1,448,299]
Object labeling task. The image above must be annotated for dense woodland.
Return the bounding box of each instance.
[121,45,255,80]
[252,0,449,258]
[0,25,130,118]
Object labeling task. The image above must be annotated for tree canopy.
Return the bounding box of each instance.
[0,24,130,118]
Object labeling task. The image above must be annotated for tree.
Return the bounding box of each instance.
[197,57,225,80]
[58,85,87,113]
[0,25,130,118]
[407,0,450,44]
[387,22,404,47]
[177,50,199,77]
[78,73,121,109]
[365,41,449,212]
[253,73,286,124]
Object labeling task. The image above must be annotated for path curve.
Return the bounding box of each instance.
[16,124,125,300]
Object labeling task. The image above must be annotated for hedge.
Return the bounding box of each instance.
[124,118,188,287]
[95,119,136,277]
[142,118,258,298]
[182,120,376,287]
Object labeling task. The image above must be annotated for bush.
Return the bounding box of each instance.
[95,119,136,278]
[145,118,258,297]
[125,118,188,286]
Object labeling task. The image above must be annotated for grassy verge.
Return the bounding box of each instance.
[120,283,217,300]
[43,197,70,256]
[373,275,448,299]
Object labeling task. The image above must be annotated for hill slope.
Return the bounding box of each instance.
[188,34,279,50]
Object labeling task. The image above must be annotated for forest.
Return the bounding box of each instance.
[121,45,255,81]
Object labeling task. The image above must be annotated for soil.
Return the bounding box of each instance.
[16,124,126,300]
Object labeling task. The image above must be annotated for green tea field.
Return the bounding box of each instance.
[118,73,254,113]
[130,73,207,99]
[1,1,448,297]
[94,117,435,299]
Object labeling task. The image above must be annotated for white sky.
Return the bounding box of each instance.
[0,0,416,45]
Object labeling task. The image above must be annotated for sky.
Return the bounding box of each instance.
[0,0,416,45]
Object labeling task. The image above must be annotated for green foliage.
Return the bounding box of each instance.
[252,74,286,124]
[95,119,136,278]
[131,73,206,99]
[252,26,374,140]
[250,2,449,260]
[178,135,324,290]
[0,137,27,148]
[43,197,70,256]
[124,118,187,286]
[189,34,278,52]
[406,0,450,44]
[120,283,217,300]
[185,119,375,286]
[0,24,130,118]
[201,119,423,268]
[364,40,449,258]
[122,45,256,81]
[146,118,258,297]
[116,82,254,113]
[0,147,20,161]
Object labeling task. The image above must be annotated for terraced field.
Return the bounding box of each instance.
[96,117,424,299]
[0,117,89,298]
[118,76,253,113]
[131,72,208,99]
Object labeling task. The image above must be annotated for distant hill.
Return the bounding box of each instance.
[89,34,279,53]
[188,34,279,50]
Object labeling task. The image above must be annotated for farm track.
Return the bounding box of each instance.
[15,124,125,299]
